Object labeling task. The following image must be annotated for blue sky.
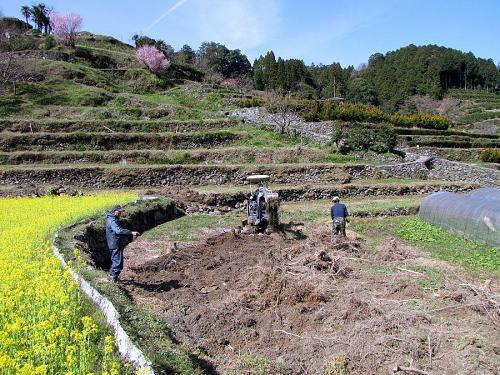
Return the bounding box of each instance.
[3,0,499,67]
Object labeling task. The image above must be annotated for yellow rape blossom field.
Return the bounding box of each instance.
[0,193,136,374]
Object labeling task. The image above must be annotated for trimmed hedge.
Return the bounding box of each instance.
[237,97,265,108]
[392,127,499,139]
[334,121,498,139]
[480,148,500,163]
[390,112,450,129]
[401,135,500,149]
[304,100,450,130]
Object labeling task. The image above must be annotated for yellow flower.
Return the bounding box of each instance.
[0,193,136,372]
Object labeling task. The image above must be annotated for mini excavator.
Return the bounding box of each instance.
[241,175,280,234]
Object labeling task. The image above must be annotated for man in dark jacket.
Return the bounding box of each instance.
[330,196,348,243]
[106,205,140,282]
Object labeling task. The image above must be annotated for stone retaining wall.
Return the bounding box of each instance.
[204,183,477,206]
[0,164,374,188]
[0,132,240,152]
[376,156,499,188]
[377,160,431,180]
[404,147,483,162]
[232,108,332,142]
[428,159,500,188]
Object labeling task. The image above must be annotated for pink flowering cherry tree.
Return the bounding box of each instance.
[136,45,171,73]
[51,12,83,47]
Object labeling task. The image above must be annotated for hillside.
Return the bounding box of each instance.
[0,30,499,199]
[0,27,499,374]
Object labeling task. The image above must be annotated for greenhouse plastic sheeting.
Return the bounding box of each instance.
[468,188,500,201]
[419,189,500,249]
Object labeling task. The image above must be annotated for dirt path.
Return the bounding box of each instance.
[120,224,499,374]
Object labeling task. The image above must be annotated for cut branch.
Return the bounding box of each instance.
[393,366,432,375]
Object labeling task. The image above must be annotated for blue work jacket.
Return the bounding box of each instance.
[105,213,132,250]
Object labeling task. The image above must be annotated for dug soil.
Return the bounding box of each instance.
[121,224,499,374]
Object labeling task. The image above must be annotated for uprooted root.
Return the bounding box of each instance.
[122,227,499,374]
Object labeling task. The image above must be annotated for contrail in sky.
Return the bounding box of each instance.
[143,0,189,32]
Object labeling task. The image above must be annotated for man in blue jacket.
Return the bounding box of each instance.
[330,196,348,243]
[106,205,140,282]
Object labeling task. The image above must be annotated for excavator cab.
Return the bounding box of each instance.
[243,175,280,233]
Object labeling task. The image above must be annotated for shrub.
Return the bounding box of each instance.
[371,124,397,153]
[303,100,450,130]
[346,127,374,150]
[480,148,500,163]
[167,62,204,82]
[237,97,265,108]
[390,112,450,130]
[40,35,56,50]
[337,123,397,153]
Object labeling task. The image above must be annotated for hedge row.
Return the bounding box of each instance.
[237,97,265,108]
[0,118,240,133]
[479,148,500,163]
[392,127,498,139]
[0,130,243,152]
[345,122,498,139]
[304,101,450,130]
[402,135,500,149]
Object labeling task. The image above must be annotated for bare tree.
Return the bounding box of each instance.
[235,76,254,95]
[0,53,40,95]
[351,62,367,78]
[265,91,301,135]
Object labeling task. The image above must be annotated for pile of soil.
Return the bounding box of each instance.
[121,227,499,374]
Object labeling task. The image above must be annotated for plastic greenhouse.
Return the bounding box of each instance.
[419,188,500,249]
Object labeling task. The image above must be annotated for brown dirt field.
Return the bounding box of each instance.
[120,224,499,374]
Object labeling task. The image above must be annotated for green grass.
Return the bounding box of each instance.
[37,59,118,90]
[368,264,444,289]
[396,218,499,275]
[354,177,449,186]
[161,86,226,111]
[447,89,500,99]
[2,65,225,121]
[141,213,240,242]
[347,197,421,212]
[403,264,445,289]
[132,85,226,112]
[327,152,357,163]
[77,32,136,54]
[232,126,305,148]
[350,215,416,251]
[352,216,499,275]
[0,97,22,116]
[280,204,327,223]
[280,196,422,224]
[456,111,500,125]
